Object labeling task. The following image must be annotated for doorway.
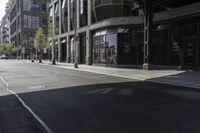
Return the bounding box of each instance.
[184,37,196,68]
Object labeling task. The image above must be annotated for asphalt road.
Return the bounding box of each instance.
[0,60,200,133]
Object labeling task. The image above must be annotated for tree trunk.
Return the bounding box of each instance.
[52,46,56,65]
[39,50,42,63]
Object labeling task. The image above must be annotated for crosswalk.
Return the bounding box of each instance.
[0,59,30,63]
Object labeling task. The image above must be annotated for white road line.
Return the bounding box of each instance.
[0,60,30,63]
[0,77,54,133]
[86,88,107,94]
[101,88,114,94]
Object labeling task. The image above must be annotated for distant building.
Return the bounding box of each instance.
[49,0,200,70]
[1,3,11,44]
[0,24,2,44]
[9,0,49,59]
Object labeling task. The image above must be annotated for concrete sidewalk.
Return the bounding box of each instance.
[41,61,200,89]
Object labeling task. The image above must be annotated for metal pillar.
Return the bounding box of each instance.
[143,0,153,70]
[74,0,79,68]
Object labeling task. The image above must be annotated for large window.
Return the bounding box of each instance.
[105,34,117,64]
[93,28,142,66]
[169,27,182,66]
[23,0,45,11]
[152,27,168,65]
[23,32,35,47]
[24,15,39,29]
[80,0,88,27]
[70,0,75,30]
[94,35,106,64]
[61,0,68,33]
[23,0,32,11]
[55,2,59,34]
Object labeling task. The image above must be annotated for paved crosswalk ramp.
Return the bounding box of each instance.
[0,59,30,63]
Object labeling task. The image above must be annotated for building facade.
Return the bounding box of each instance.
[49,0,200,69]
[9,0,49,59]
[1,3,11,44]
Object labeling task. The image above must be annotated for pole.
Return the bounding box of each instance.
[143,0,153,70]
[74,0,78,68]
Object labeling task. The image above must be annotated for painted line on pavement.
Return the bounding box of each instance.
[0,77,54,133]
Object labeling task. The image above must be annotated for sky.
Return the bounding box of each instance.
[0,0,8,21]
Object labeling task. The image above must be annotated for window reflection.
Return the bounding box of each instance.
[105,34,117,64]
[61,0,68,33]
[23,0,44,11]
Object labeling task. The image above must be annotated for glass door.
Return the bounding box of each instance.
[184,37,196,67]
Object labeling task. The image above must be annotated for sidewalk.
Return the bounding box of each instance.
[41,61,200,89]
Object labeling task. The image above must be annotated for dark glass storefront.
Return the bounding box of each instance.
[168,23,199,68]
[93,28,136,66]
[61,38,67,62]
[92,19,200,69]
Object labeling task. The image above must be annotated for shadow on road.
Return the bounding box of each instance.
[147,70,200,88]
[1,81,199,133]
[0,94,46,133]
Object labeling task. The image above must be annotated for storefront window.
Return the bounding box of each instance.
[93,28,134,66]
[70,38,76,63]
[152,27,168,65]
[169,27,182,66]
[93,35,106,64]
[183,24,198,67]
[105,34,117,64]
[117,33,134,64]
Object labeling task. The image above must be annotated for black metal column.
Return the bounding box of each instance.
[143,0,153,70]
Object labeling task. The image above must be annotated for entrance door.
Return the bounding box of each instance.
[184,37,196,67]
[61,43,66,62]
[80,34,86,64]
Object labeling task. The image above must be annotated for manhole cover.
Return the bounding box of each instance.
[27,85,46,89]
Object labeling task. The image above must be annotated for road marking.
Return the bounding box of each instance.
[0,59,30,63]
[101,88,114,94]
[86,88,114,94]
[0,77,54,133]
[86,88,107,94]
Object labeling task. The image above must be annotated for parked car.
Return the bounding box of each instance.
[16,56,21,59]
[0,55,9,59]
